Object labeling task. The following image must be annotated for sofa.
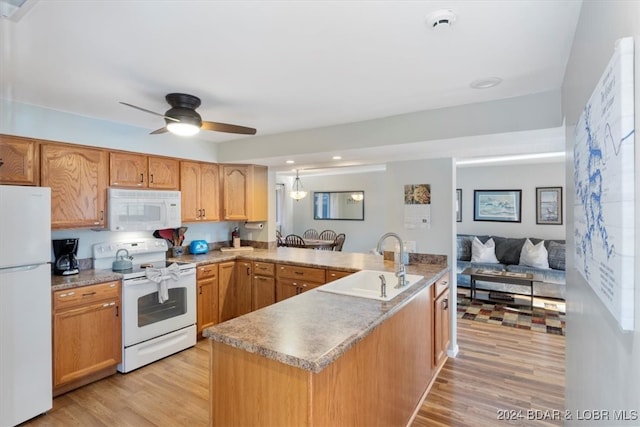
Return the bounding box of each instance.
[456,234,566,300]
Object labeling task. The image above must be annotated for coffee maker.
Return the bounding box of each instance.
[52,238,79,276]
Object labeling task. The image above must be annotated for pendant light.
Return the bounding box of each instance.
[289,170,308,201]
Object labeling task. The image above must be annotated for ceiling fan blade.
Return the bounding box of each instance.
[150,127,168,135]
[120,102,180,122]
[201,121,257,135]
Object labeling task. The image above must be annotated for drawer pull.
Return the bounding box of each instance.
[442,298,449,310]
[82,291,97,297]
[294,271,303,275]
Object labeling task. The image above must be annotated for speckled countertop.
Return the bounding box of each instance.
[51,269,123,291]
[201,248,448,374]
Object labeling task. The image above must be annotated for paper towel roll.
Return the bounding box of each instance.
[244,222,264,230]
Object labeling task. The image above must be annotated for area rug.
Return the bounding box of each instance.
[456,292,565,336]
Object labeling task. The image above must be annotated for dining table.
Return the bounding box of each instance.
[302,239,336,249]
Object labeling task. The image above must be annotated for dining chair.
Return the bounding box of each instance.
[303,229,319,239]
[333,233,345,251]
[284,234,307,248]
[319,230,337,240]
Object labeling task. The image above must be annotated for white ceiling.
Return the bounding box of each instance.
[1,0,581,172]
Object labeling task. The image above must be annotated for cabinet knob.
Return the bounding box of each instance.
[442,298,449,310]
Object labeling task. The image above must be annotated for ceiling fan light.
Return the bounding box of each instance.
[167,122,200,136]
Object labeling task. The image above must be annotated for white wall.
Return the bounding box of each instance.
[287,170,386,253]
[457,162,566,240]
[562,1,640,423]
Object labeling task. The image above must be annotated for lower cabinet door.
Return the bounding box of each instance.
[276,278,300,302]
[252,275,275,310]
[53,299,121,389]
[434,287,450,367]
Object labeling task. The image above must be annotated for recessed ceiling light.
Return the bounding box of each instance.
[425,9,457,30]
[470,77,502,89]
[286,160,295,164]
[332,156,342,160]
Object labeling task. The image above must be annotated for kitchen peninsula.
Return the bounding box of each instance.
[201,248,449,427]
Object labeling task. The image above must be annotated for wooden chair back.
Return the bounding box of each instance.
[303,229,319,239]
[319,229,337,240]
[333,233,346,251]
[284,234,307,248]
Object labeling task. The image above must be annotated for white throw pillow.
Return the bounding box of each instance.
[471,237,499,263]
[519,239,550,269]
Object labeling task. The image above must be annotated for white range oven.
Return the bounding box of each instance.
[93,239,196,373]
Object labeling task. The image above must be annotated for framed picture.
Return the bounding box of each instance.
[536,187,563,225]
[456,189,462,222]
[473,190,522,222]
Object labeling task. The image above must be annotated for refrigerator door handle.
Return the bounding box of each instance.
[0,263,50,273]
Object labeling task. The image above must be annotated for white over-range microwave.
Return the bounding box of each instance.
[107,188,181,231]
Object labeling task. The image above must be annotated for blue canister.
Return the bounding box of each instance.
[189,240,209,254]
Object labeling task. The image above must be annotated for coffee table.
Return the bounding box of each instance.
[461,267,535,309]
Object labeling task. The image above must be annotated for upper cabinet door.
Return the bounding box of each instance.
[200,162,220,221]
[180,161,201,222]
[148,156,179,190]
[109,152,147,187]
[222,165,248,220]
[41,144,108,229]
[0,134,39,185]
[110,153,179,190]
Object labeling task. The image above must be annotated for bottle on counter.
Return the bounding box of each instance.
[231,227,240,248]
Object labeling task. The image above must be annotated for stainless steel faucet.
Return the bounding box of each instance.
[376,232,407,288]
[379,274,387,298]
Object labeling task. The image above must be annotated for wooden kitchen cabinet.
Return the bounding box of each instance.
[233,260,254,317]
[218,261,236,323]
[433,272,450,369]
[252,261,275,311]
[109,152,179,189]
[180,161,220,222]
[41,143,109,229]
[197,264,219,338]
[0,134,39,185]
[52,281,121,396]
[325,269,353,283]
[275,264,326,302]
[221,164,267,221]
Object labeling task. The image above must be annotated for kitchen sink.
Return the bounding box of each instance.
[317,269,423,301]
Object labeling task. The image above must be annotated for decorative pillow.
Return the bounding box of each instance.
[519,239,550,269]
[471,237,499,263]
[457,236,472,261]
[547,241,566,270]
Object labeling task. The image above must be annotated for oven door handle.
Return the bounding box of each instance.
[123,276,154,285]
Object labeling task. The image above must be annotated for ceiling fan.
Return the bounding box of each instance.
[120,93,257,137]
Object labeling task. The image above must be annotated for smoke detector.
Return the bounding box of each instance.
[426,9,457,29]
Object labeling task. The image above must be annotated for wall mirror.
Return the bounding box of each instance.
[313,191,365,220]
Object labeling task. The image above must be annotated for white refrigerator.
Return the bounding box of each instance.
[0,185,52,426]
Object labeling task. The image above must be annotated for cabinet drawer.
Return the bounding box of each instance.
[197,264,218,279]
[276,264,326,284]
[54,281,120,311]
[435,272,450,297]
[325,269,353,283]
[253,262,274,277]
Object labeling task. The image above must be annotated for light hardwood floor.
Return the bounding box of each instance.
[23,318,564,426]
